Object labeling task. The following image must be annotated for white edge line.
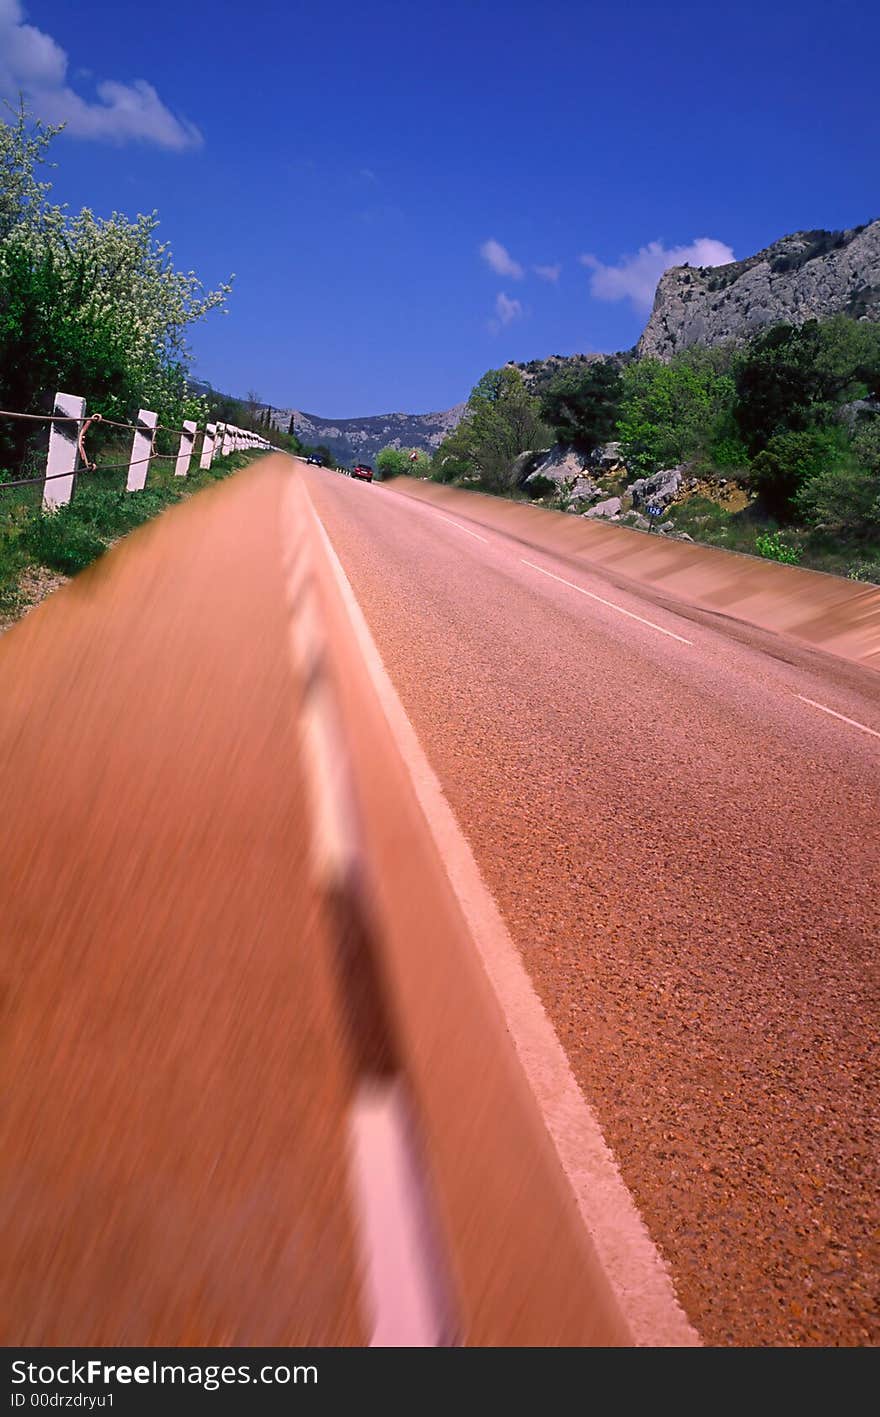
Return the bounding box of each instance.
[522,558,693,644]
[301,481,701,1347]
[796,695,880,740]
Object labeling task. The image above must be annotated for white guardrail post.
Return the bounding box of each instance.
[200,423,216,470]
[43,392,85,510]
[222,424,233,458]
[175,419,197,477]
[127,409,158,492]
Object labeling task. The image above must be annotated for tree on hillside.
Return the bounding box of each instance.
[432,367,551,492]
[538,361,623,453]
[735,317,880,454]
[618,351,739,475]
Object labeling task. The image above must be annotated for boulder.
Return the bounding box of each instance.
[593,440,624,470]
[524,444,585,489]
[566,474,603,509]
[512,449,543,486]
[584,496,621,519]
[836,397,880,432]
[627,466,683,510]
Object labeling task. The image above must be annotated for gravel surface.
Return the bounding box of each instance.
[306,467,880,1347]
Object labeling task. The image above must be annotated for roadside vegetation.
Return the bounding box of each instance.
[375,447,430,480]
[398,315,880,583]
[0,100,298,620]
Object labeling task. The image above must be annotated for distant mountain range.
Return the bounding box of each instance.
[203,217,879,464]
[270,404,467,465]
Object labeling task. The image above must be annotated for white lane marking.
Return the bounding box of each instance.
[796,695,880,740]
[302,483,700,1347]
[521,558,693,644]
[349,1080,455,1347]
[430,510,489,543]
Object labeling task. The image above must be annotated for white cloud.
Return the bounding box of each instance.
[480,238,524,280]
[0,0,202,149]
[495,291,522,324]
[488,290,523,334]
[580,237,734,311]
[534,263,561,282]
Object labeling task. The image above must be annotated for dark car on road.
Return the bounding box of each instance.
[305,454,322,466]
[352,464,373,483]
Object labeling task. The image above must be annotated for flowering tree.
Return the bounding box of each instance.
[0,98,62,240]
[0,100,232,458]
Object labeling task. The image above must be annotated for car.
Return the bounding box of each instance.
[305,454,322,466]
[352,464,373,483]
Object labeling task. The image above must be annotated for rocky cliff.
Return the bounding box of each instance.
[638,219,880,359]
[267,403,466,465]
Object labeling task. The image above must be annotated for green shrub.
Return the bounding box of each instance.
[25,507,107,574]
[749,428,843,520]
[376,447,424,480]
[525,473,557,498]
[709,434,750,468]
[755,531,802,565]
[846,561,880,584]
[796,458,880,536]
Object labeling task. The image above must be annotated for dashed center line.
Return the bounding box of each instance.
[521,559,693,644]
[430,511,489,543]
[796,695,880,740]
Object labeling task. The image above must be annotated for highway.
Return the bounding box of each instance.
[1,454,877,1346]
[304,461,879,1347]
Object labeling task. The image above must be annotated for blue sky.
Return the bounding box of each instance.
[3,0,879,415]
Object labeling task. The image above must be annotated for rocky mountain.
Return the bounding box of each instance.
[202,218,880,453]
[266,404,466,465]
[638,219,880,359]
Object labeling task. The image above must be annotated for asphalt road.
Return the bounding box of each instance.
[1,454,876,1347]
[0,458,650,1347]
[304,462,879,1347]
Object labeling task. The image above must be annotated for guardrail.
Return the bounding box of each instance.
[0,390,279,509]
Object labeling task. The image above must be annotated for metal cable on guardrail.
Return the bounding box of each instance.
[0,393,279,504]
